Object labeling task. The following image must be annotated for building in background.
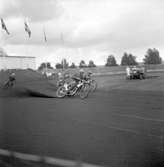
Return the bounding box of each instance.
[0,55,36,70]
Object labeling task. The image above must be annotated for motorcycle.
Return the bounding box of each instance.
[2,80,15,89]
[56,79,90,99]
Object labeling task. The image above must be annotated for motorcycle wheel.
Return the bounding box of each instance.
[56,86,67,98]
[79,84,90,99]
[90,80,97,92]
[3,81,10,89]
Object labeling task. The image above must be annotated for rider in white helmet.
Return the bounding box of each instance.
[79,69,84,73]
[79,68,85,79]
[9,72,16,82]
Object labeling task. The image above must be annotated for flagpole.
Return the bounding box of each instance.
[61,32,65,72]
[24,18,31,65]
[42,24,48,74]
[25,18,28,61]
[43,25,47,42]
[1,18,10,69]
[61,32,64,71]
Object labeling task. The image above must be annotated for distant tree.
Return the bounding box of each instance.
[55,59,69,69]
[38,62,53,71]
[88,60,96,68]
[46,62,53,69]
[121,52,129,66]
[79,60,87,68]
[105,55,117,66]
[128,54,138,65]
[121,52,137,66]
[143,48,162,64]
[62,59,69,69]
[69,62,76,68]
[38,63,46,71]
[55,63,63,69]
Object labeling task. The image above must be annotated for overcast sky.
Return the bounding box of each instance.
[0,0,164,67]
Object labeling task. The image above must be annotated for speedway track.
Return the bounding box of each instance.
[0,72,164,167]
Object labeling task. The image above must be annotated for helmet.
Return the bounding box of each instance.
[11,72,15,77]
[58,72,62,77]
[79,69,84,73]
[64,73,70,78]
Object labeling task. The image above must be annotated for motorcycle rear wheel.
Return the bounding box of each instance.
[3,81,11,89]
[79,84,90,99]
[90,80,97,92]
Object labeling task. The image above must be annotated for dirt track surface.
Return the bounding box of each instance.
[0,71,164,167]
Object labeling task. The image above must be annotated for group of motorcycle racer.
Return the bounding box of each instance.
[57,69,93,92]
[2,69,96,99]
[56,68,97,98]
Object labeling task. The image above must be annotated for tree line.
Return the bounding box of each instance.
[38,59,96,70]
[38,48,163,70]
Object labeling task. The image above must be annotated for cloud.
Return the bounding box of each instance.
[0,0,61,21]
[2,0,164,47]
[108,2,164,50]
[1,0,164,66]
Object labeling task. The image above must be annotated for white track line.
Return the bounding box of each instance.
[0,148,103,167]
[45,156,102,167]
[113,113,164,123]
[0,149,11,156]
[74,119,162,138]
[13,152,41,161]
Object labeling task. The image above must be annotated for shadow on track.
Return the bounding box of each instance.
[0,87,57,98]
[146,75,160,79]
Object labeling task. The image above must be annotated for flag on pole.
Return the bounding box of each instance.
[24,21,31,37]
[43,27,47,42]
[1,18,10,35]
